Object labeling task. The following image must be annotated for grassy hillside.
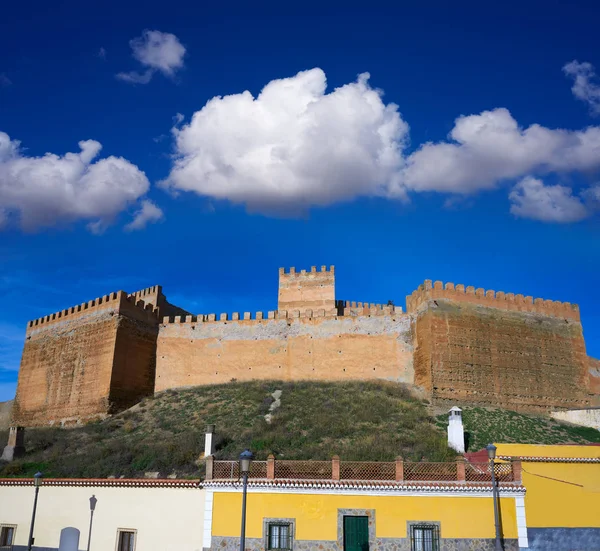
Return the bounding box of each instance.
[0,380,598,479]
[435,406,600,451]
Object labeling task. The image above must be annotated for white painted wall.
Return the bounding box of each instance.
[0,484,205,551]
[551,408,600,430]
[447,407,465,453]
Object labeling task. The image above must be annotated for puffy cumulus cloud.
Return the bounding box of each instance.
[125,199,164,231]
[162,68,409,213]
[403,108,600,193]
[0,131,150,232]
[117,30,186,84]
[563,60,600,116]
[509,177,590,223]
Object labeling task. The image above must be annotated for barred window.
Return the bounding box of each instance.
[410,524,439,551]
[268,523,291,550]
[0,525,16,549]
[117,529,136,551]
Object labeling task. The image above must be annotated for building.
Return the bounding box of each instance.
[495,443,600,550]
[0,478,204,551]
[11,266,600,426]
[1,445,598,551]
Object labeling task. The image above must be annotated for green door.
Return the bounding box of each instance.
[343,516,369,551]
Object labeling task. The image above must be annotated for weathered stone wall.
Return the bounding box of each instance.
[155,309,413,392]
[278,266,335,311]
[0,400,13,430]
[12,292,159,426]
[409,283,591,412]
[589,357,600,400]
[110,316,158,413]
[13,310,118,426]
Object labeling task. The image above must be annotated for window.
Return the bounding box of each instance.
[0,525,16,549]
[116,530,136,551]
[268,523,291,550]
[410,524,439,551]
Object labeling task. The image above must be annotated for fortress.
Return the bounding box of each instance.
[11,266,600,426]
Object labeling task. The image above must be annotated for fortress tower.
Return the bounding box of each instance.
[278,266,336,311]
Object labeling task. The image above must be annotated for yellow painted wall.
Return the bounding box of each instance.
[496,443,600,459]
[497,444,600,528]
[497,443,600,529]
[212,493,517,540]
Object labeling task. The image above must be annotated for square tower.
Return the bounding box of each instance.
[278,266,335,311]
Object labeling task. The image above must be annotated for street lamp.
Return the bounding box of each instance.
[27,471,43,551]
[487,444,502,551]
[87,495,98,551]
[239,449,253,551]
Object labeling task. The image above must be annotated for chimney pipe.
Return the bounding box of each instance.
[204,424,215,457]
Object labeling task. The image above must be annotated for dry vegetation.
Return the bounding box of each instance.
[1,380,598,479]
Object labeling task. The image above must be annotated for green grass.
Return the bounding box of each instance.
[0,380,454,478]
[1,380,598,479]
[434,406,600,451]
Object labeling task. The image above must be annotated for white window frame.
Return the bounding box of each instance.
[115,528,137,551]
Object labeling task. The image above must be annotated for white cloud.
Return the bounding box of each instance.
[563,60,600,116]
[509,177,590,223]
[162,68,409,213]
[97,47,107,60]
[117,30,186,85]
[402,108,600,193]
[0,131,151,232]
[125,199,164,231]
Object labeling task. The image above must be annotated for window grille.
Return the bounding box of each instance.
[0,525,15,548]
[117,530,136,551]
[410,524,440,551]
[268,523,291,550]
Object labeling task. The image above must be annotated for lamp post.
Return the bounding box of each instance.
[87,495,97,551]
[27,471,43,551]
[487,444,503,551]
[239,449,253,551]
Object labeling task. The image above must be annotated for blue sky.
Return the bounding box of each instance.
[1,0,600,401]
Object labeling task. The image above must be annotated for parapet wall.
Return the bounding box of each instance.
[407,280,580,321]
[161,301,400,325]
[26,291,159,335]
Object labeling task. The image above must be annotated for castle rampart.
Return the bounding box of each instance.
[10,267,600,426]
[407,280,580,321]
[155,308,413,392]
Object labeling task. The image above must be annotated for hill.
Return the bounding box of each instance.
[1,380,598,479]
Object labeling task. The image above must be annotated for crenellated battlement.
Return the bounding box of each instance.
[128,285,162,300]
[160,301,402,325]
[279,265,335,277]
[26,291,160,332]
[406,280,580,321]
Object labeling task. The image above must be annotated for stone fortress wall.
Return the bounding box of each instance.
[10,267,600,426]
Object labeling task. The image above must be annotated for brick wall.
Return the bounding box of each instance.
[278,266,335,311]
[412,298,591,411]
[13,311,118,426]
[155,312,414,391]
[12,292,159,426]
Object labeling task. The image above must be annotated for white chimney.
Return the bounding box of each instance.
[204,424,215,457]
[447,407,465,453]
